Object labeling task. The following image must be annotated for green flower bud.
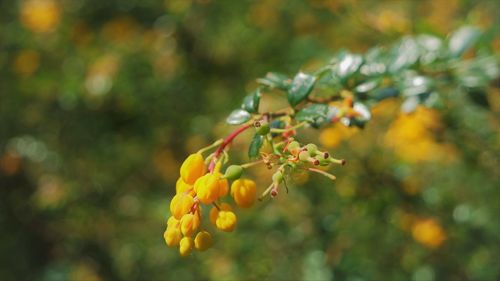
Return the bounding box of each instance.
[298,150,310,162]
[272,171,283,183]
[316,155,330,166]
[305,143,318,155]
[288,141,300,150]
[223,165,243,180]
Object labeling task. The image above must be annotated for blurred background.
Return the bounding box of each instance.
[1,0,499,280]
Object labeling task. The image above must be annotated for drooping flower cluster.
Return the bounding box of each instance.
[164,152,257,256]
[164,120,346,256]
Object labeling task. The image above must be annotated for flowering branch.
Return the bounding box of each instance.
[208,123,252,172]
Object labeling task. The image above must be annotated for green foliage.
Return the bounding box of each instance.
[248,134,264,159]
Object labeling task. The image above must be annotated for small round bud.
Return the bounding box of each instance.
[179,237,194,257]
[318,158,330,166]
[180,153,206,185]
[223,165,243,180]
[288,141,300,150]
[299,150,310,161]
[231,179,257,208]
[270,186,278,198]
[323,152,330,159]
[272,171,283,183]
[194,231,213,251]
[305,144,318,155]
[164,227,182,247]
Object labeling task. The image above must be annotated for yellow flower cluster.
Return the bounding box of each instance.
[164,153,257,256]
[411,218,447,249]
[384,106,455,163]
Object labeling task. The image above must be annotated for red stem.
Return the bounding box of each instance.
[208,123,252,172]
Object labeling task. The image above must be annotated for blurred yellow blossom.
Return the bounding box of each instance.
[411,218,446,249]
[384,106,456,163]
[101,17,139,43]
[368,8,410,34]
[20,0,61,33]
[69,262,102,281]
[248,0,281,28]
[319,124,358,148]
[423,0,459,33]
[13,50,40,77]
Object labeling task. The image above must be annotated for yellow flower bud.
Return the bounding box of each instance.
[167,216,180,228]
[170,193,194,219]
[194,173,220,204]
[209,203,232,225]
[215,210,237,232]
[180,153,205,185]
[180,213,200,237]
[179,236,194,257]
[218,173,229,197]
[164,227,182,247]
[194,231,213,251]
[230,179,257,208]
[176,177,192,194]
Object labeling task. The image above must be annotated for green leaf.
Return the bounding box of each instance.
[287,72,317,107]
[371,87,399,101]
[248,134,264,159]
[226,109,251,125]
[417,34,444,65]
[354,79,380,94]
[448,26,481,57]
[362,47,389,76]
[256,72,290,90]
[241,89,261,113]
[335,52,364,79]
[466,89,490,109]
[401,75,434,97]
[389,37,419,72]
[295,103,328,128]
[270,120,285,137]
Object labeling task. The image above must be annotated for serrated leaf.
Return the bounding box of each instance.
[256,72,290,90]
[248,134,264,159]
[241,89,261,113]
[288,72,316,107]
[295,103,328,128]
[449,26,481,57]
[226,109,251,125]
